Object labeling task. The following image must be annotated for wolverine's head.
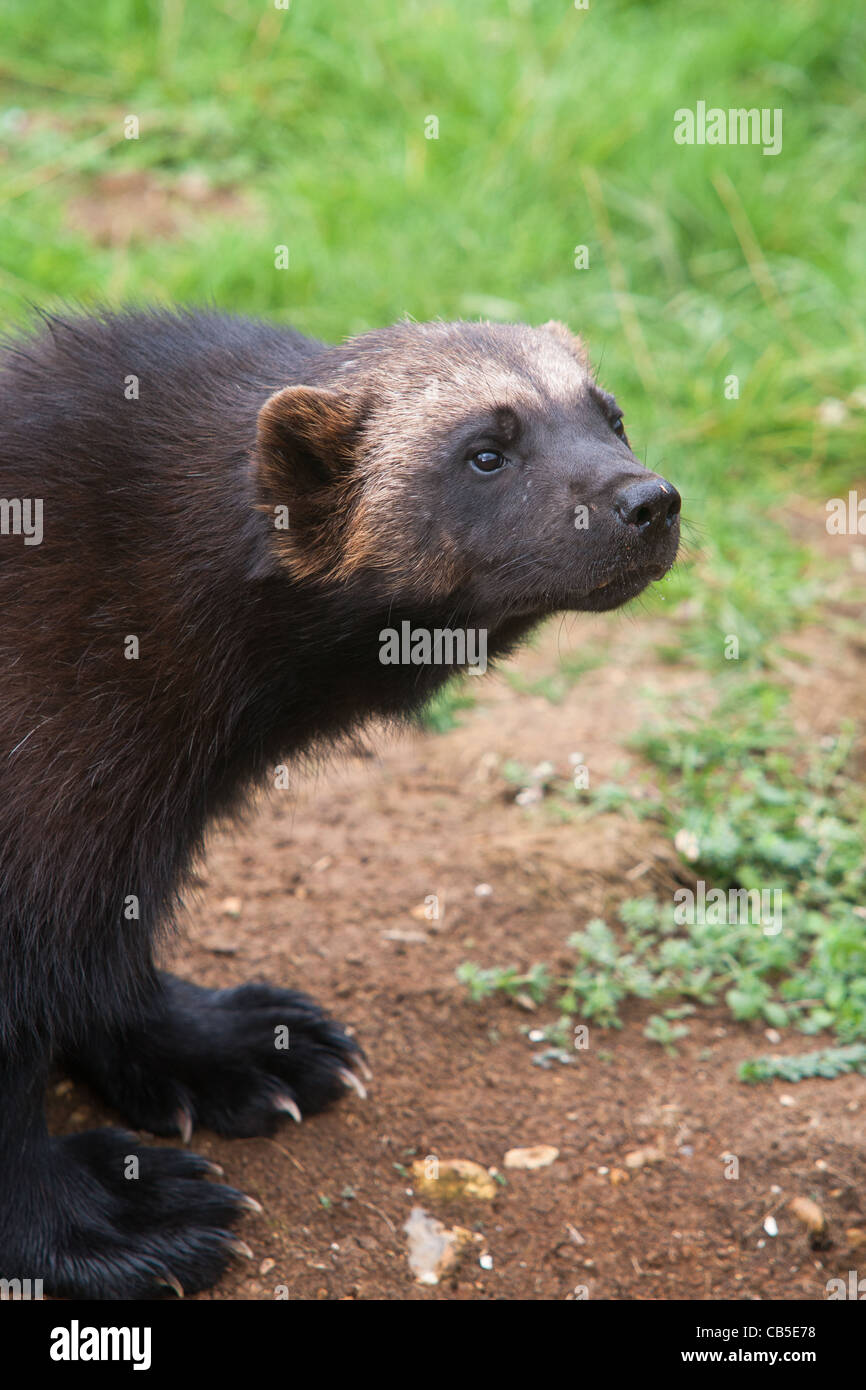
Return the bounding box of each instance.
[254,319,680,627]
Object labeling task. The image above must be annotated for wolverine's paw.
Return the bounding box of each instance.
[66,975,369,1141]
[22,1129,254,1299]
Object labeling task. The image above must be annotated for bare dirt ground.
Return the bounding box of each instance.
[47,511,866,1302]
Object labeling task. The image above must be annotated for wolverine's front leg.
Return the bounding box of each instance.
[0,1054,256,1299]
[63,972,368,1141]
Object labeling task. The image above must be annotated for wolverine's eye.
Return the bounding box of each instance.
[469,449,507,474]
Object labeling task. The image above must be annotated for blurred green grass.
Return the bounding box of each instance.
[0,0,863,666]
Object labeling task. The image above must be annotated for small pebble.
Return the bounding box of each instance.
[504,1145,559,1170]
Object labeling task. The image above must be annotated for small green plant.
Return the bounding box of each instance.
[418,680,477,733]
[644,1007,695,1054]
[739,1045,866,1084]
[455,961,550,1004]
[460,696,866,1073]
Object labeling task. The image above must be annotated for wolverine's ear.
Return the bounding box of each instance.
[541,320,591,370]
[255,385,363,494]
[254,385,368,581]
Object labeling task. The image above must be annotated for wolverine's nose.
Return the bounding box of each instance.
[613,477,681,536]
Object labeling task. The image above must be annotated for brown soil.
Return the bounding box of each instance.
[47,516,866,1301]
[66,170,252,247]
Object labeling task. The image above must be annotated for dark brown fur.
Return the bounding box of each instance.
[0,308,679,1298]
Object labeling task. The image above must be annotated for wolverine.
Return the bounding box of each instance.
[0,309,680,1298]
